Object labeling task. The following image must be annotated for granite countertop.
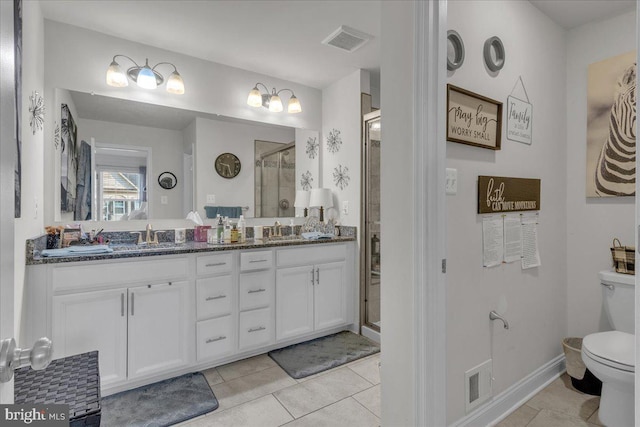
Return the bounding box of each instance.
[26,235,356,265]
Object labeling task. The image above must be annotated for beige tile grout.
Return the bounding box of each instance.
[351,386,382,420]
[272,392,297,421]
[277,396,368,426]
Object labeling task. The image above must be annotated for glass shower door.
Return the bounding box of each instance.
[362,111,381,332]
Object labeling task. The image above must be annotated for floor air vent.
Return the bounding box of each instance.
[465,359,493,413]
[321,25,372,53]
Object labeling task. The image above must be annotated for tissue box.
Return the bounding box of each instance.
[194,225,211,242]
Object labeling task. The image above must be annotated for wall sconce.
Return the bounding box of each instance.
[106,55,185,94]
[294,190,311,217]
[247,82,302,113]
[309,188,333,222]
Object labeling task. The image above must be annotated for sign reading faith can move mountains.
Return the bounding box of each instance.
[478,176,541,214]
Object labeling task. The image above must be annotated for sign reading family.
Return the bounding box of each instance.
[506,95,533,145]
[478,175,541,214]
[447,84,503,150]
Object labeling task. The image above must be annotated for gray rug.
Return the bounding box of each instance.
[101,372,218,427]
[268,331,380,379]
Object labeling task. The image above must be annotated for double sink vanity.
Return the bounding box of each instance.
[23,228,357,395]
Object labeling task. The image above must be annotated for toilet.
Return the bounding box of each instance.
[581,270,635,427]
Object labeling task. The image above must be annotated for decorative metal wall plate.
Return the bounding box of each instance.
[484,36,505,72]
[447,30,465,71]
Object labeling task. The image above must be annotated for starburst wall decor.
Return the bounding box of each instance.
[300,170,313,191]
[333,165,350,190]
[54,123,60,149]
[326,128,342,154]
[28,91,45,135]
[306,137,319,159]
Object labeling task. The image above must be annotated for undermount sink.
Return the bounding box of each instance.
[263,235,302,242]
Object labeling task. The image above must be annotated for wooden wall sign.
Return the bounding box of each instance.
[478,176,540,214]
[447,84,503,150]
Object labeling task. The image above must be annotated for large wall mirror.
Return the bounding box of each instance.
[52,89,318,222]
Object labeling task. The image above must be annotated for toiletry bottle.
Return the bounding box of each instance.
[216,214,224,243]
[224,220,231,244]
[231,225,239,243]
[238,215,246,243]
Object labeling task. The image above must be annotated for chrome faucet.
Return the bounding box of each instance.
[274,221,282,237]
[489,311,510,329]
[146,224,154,244]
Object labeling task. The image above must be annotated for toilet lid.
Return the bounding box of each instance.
[582,331,634,372]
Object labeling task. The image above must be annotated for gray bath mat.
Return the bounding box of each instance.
[268,331,380,379]
[101,372,218,426]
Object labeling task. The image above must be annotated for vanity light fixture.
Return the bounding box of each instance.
[106,55,185,94]
[247,83,302,114]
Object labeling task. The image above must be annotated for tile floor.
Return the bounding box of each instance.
[178,352,381,427]
[497,374,603,427]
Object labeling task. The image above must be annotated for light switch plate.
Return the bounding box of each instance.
[446,168,457,195]
[206,194,216,204]
[342,201,349,215]
[161,196,168,205]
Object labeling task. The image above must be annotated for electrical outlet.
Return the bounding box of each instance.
[161,196,168,205]
[446,168,457,195]
[206,194,216,204]
[342,201,349,215]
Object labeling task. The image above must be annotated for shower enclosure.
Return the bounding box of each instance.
[361,110,381,337]
[254,141,295,218]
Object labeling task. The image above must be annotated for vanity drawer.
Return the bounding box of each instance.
[197,315,234,361]
[277,244,346,267]
[196,253,233,276]
[239,271,274,311]
[240,250,273,272]
[238,308,273,350]
[196,276,233,320]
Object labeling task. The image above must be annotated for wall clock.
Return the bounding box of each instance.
[215,153,241,179]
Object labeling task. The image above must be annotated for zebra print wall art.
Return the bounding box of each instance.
[586,51,636,197]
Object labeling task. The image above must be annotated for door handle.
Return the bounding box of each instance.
[248,288,266,294]
[206,336,226,343]
[249,259,267,263]
[131,292,135,316]
[248,326,266,333]
[121,293,125,317]
[206,295,226,301]
[316,267,320,285]
[0,337,53,383]
[601,283,615,290]
[311,268,315,285]
[206,262,226,267]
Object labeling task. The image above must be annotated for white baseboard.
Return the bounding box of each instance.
[361,325,380,343]
[450,354,566,427]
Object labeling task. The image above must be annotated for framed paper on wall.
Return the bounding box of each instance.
[447,84,502,150]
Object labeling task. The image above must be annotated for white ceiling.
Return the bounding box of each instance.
[40,1,634,93]
[529,0,635,29]
[40,1,381,90]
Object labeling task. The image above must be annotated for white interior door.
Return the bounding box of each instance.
[0,0,16,404]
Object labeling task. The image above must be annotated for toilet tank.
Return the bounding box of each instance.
[600,270,635,334]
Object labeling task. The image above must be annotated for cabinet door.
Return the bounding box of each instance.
[275,265,314,341]
[314,261,347,330]
[52,288,127,387]
[128,281,191,379]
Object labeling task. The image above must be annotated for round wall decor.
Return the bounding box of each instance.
[484,36,505,72]
[447,30,465,71]
[158,171,177,189]
[215,152,241,179]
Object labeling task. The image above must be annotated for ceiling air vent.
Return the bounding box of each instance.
[322,25,372,53]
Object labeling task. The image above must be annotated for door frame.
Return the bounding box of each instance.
[0,0,17,403]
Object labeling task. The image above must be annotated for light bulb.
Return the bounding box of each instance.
[136,66,158,89]
[247,87,263,107]
[166,71,185,94]
[106,61,128,87]
[269,94,283,112]
[287,95,302,114]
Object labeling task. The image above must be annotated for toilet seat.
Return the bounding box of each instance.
[582,331,634,373]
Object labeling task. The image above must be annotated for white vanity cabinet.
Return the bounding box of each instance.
[275,245,347,341]
[195,253,236,361]
[45,256,193,390]
[238,250,275,351]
